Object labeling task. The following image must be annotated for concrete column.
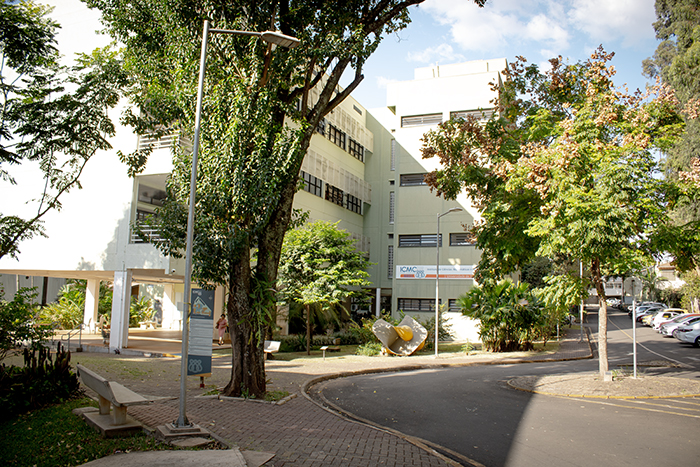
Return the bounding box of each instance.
[83,279,100,333]
[376,287,381,317]
[110,270,132,351]
[162,284,178,330]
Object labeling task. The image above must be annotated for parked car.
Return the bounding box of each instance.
[635,305,665,322]
[673,321,700,347]
[651,309,687,330]
[660,315,700,336]
[628,303,667,318]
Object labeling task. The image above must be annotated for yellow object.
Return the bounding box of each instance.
[394,325,413,341]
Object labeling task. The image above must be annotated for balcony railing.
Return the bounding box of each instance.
[130,223,164,244]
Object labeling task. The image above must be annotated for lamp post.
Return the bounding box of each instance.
[435,207,463,358]
[177,20,299,428]
[631,278,637,378]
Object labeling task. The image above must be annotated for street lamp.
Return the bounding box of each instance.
[178,20,299,428]
[435,207,463,357]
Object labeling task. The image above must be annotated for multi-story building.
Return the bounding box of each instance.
[1,57,506,348]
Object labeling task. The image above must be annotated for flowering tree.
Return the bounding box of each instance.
[423,47,700,377]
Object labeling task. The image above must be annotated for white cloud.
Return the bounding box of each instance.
[376,76,399,89]
[569,0,656,48]
[421,0,656,59]
[407,43,464,63]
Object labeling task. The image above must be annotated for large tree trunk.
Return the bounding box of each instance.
[223,240,266,398]
[224,126,316,397]
[591,258,609,379]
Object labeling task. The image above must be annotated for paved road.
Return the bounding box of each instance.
[313,309,700,467]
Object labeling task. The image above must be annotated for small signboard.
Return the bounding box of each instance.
[187,288,214,376]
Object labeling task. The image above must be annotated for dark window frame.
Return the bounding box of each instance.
[301,171,323,197]
[328,124,346,150]
[346,193,362,214]
[325,184,344,206]
[400,173,428,186]
[397,298,441,312]
[449,232,475,246]
[398,234,442,248]
[348,138,365,162]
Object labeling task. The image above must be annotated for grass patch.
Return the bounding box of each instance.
[0,396,190,467]
[264,390,290,402]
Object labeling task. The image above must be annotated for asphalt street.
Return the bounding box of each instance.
[313,309,700,467]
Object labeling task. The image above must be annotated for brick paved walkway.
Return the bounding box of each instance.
[81,327,593,467]
[131,396,451,466]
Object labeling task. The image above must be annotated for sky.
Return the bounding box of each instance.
[343,0,659,109]
[46,0,659,109]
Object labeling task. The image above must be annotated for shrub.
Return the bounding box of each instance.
[459,279,543,352]
[356,342,382,356]
[0,343,81,420]
[0,288,52,361]
[129,296,155,327]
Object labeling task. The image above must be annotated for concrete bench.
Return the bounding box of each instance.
[264,340,280,359]
[76,364,171,426]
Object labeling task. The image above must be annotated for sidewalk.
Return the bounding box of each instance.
[69,328,592,467]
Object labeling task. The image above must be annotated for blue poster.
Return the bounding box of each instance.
[187,288,214,376]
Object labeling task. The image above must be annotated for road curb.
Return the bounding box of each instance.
[300,333,593,467]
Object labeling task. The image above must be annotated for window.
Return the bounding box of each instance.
[387,245,394,279]
[448,299,461,312]
[353,104,363,115]
[325,184,344,206]
[346,193,362,214]
[451,109,495,121]
[400,173,427,186]
[397,298,440,312]
[316,118,326,136]
[328,124,346,150]
[450,232,474,246]
[389,192,395,224]
[348,138,365,162]
[398,234,441,247]
[301,171,323,197]
[390,139,396,171]
[401,113,442,127]
[131,210,162,244]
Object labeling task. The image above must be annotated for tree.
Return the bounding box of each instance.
[643,0,700,224]
[422,48,700,378]
[0,1,126,260]
[278,220,371,354]
[88,0,488,397]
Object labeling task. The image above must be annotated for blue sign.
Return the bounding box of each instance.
[187,288,214,376]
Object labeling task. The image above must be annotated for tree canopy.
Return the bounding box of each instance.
[0,1,125,260]
[278,220,371,354]
[87,0,488,397]
[643,0,700,224]
[422,47,700,377]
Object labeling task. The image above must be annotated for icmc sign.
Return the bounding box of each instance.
[396,264,475,280]
[187,288,214,376]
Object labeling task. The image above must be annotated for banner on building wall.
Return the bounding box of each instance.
[187,288,214,376]
[396,265,475,280]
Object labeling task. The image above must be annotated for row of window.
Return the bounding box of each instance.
[316,119,366,162]
[395,233,474,248]
[396,298,461,313]
[400,109,495,128]
[301,170,363,215]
